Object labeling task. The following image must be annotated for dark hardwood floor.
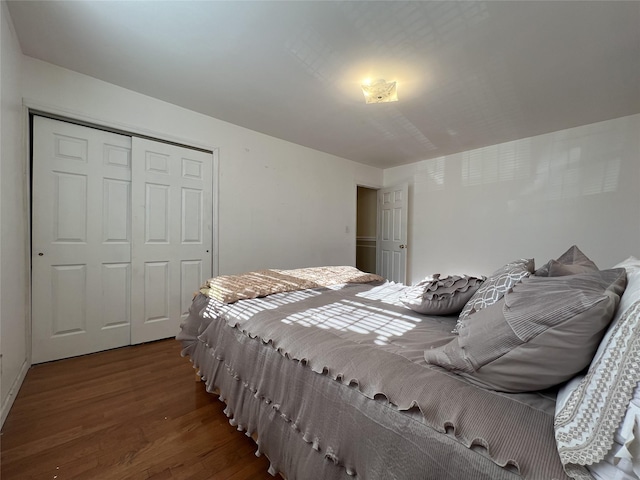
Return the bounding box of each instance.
[1,339,273,480]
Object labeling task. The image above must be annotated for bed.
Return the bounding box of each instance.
[177,248,640,480]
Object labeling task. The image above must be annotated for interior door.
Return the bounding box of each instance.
[130,137,212,344]
[377,183,408,284]
[32,116,133,363]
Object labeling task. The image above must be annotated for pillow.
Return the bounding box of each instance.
[554,257,640,476]
[555,257,640,408]
[535,245,598,277]
[591,257,640,365]
[425,268,627,393]
[454,258,534,332]
[401,274,485,315]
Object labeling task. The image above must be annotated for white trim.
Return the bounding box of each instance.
[23,103,33,364]
[1,104,35,429]
[22,97,217,153]
[356,182,382,190]
[211,148,220,278]
[0,357,29,427]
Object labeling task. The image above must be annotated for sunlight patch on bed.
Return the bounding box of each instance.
[205,289,322,322]
[281,299,418,345]
[355,282,408,306]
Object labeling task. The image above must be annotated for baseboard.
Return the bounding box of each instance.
[1,358,30,428]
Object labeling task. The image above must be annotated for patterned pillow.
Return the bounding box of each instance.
[554,257,640,477]
[454,258,534,333]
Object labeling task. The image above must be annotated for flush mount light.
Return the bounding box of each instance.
[361,79,398,104]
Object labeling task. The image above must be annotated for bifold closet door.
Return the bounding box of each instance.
[32,116,133,363]
[130,137,212,344]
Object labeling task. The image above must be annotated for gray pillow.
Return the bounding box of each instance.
[535,245,598,277]
[401,274,485,316]
[425,268,627,392]
[455,258,534,332]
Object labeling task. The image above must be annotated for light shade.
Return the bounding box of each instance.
[361,79,398,104]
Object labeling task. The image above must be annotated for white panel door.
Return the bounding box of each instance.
[32,116,132,363]
[377,183,408,284]
[131,137,212,344]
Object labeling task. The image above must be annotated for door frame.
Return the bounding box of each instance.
[24,101,219,362]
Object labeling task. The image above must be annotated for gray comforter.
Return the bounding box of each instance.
[178,281,569,480]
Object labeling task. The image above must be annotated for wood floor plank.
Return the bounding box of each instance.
[1,339,273,480]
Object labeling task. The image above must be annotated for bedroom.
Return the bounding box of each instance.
[1,1,640,478]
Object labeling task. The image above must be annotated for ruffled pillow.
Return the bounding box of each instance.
[401,274,485,315]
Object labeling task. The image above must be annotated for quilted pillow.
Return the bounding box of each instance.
[424,268,627,393]
[454,258,534,332]
[401,274,485,316]
[535,245,598,277]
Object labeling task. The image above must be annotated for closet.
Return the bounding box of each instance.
[31,116,213,363]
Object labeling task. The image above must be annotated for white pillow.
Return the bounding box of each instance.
[556,256,640,412]
[592,256,640,364]
[554,256,640,476]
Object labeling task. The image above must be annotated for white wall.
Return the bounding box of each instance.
[385,114,640,284]
[1,1,29,426]
[6,6,640,425]
[21,57,382,275]
[0,51,381,424]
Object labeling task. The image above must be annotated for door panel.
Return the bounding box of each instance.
[145,183,170,243]
[51,264,87,336]
[377,183,408,284]
[180,260,202,316]
[103,179,130,243]
[143,261,170,323]
[32,116,132,363]
[53,172,88,242]
[101,263,131,328]
[182,188,203,243]
[131,138,212,344]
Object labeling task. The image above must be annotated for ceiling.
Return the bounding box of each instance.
[7,1,640,169]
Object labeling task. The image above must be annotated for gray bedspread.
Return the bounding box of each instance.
[178,281,569,480]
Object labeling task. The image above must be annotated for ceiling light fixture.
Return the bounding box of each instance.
[361,79,398,104]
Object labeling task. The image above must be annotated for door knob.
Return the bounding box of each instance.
[38,252,44,256]
[399,245,406,249]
